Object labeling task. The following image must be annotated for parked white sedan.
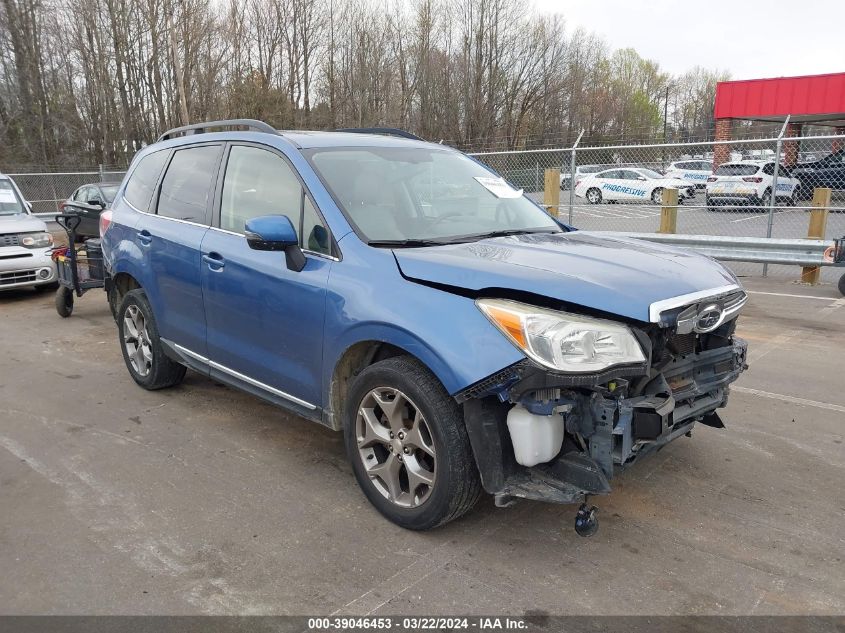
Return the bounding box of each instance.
[574,168,696,204]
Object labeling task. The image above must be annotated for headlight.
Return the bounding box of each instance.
[476,298,646,373]
[21,232,53,248]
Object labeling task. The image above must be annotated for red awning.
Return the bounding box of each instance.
[715,72,845,124]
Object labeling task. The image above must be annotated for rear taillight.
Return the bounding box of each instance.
[575,179,582,188]
[742,177,763,183]
[58,201,66,211]
[707,176,717,182]
[99,209,113,237]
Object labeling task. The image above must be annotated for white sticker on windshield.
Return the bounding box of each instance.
[0,190,17,203]
[473,177,523,199]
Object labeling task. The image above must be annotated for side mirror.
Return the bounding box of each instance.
[244,214,306,272]
[87,199,104,208]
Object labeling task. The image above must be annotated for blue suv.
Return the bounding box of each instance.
[101,120,748,534]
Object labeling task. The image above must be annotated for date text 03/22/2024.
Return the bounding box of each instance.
[307,617,529,630]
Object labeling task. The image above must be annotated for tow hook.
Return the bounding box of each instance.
[574,499,599,537]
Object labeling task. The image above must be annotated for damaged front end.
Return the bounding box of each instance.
[457,288,749,512]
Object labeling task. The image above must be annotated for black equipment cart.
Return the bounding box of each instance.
[53,213,105,317]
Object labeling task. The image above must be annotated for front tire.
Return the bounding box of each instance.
[117,289,186,390]
[344,356,481,530]
[585,188,602,204]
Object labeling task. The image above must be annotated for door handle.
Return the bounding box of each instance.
[138,230,152,245]
[202,253,225,270]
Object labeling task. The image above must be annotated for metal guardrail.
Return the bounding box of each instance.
[602,232,845,268]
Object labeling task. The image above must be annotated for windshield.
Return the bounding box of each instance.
[0,179,26,215]
[638,169,664,179]
[101,184,120,203]
[306,147,560,244]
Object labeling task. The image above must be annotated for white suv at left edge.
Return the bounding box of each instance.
[0,173,56,291]
[574,167,696,204]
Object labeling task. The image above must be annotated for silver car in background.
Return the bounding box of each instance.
[0,173,56,291]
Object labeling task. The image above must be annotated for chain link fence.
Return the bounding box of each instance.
[4,134,844,281]
[5,166,127,216]
[470,133,845,281]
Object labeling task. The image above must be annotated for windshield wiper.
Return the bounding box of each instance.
[453,228,561,241]
[367,228,561,248]
[367,238,453,248]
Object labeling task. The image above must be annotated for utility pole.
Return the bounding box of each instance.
[168,0,189,127]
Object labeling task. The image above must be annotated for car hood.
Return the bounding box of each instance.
[393,231,739,323]
[0,213,47,235]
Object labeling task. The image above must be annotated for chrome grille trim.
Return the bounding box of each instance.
[648,284,745,323]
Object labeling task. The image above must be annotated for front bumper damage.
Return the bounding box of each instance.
[458,322,748,508]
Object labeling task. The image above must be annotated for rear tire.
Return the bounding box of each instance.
[117,289,186,390]
[839,273,845,297]
[55,286,73,317]
[759,188,772,210]
[344,356,481,530]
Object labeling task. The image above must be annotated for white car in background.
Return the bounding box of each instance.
[574,167,696,204]
[705,161,801,210]
[0,173,57,291]
[560,164,604,190]
[664,160,713,188]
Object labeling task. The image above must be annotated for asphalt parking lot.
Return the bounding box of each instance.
[1,277,844,616]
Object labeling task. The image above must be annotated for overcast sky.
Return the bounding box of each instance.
[534,0,844,80]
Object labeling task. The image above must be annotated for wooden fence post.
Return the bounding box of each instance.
[544,169,560,216]
[801,187,831,284]
[658,188,679,234]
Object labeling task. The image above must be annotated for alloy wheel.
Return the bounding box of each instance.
[355,387,436,508]
[123,304,153,377]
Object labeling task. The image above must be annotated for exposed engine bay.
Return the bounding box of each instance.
[458,291,749,534]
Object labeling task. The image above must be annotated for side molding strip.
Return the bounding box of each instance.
[172,343,316,410]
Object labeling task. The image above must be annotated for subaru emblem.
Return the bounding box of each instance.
[695,304,724,333]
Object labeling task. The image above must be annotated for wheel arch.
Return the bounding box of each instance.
[324,332,457,431]
[109,270,142,319]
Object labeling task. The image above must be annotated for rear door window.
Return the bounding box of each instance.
[157,145,221,224]
[124,150,169,211]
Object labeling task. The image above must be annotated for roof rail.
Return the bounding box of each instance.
[157,119,279,142]
[334,127,423,141]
